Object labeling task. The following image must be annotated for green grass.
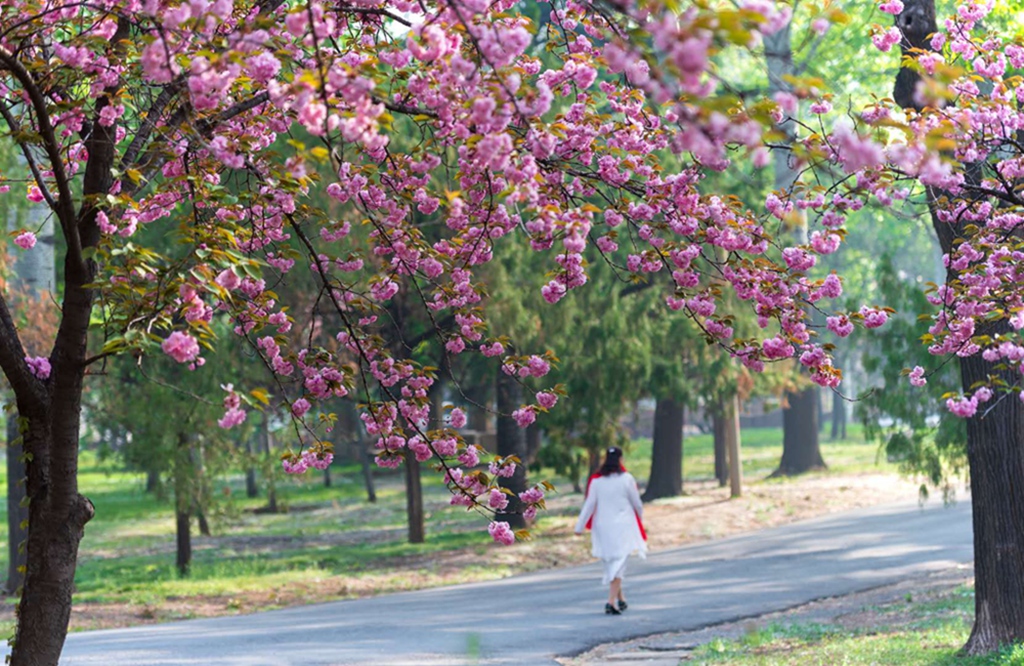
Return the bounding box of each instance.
[690,584,1024,666]
[0,424,896,620]
[624,422,886,485]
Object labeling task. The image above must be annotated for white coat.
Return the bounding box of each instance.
[574,472,647,560]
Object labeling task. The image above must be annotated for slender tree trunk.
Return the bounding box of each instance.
[403,453,425,543]
[244,435,258,499]
[776,388,825,475]
[323,466,332,487]
[570,452,583,494]
[495,365,527,528]
[360,441,377,503]
[5,416,28,594]
[712,402,728,488]
[643,398,683,501]
[174,433,192,576]
[261,413,277,514]
[145,468,160,494]
[175,509,192,577]
[724,394,743,498]
[524,424,542,466]
[831,393,847,441]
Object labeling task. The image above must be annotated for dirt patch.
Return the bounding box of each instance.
[15,471,932,633]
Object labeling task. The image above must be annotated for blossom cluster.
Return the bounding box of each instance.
[0,0,902,543]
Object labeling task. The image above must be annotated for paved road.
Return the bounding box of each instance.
[55,500,973,666]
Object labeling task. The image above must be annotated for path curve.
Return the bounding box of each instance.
[53,500,973,666]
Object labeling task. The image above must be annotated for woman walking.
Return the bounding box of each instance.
[574,446,647,615]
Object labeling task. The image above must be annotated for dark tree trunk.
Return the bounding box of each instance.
[145,468,160,494]
[466,381,491,432]
[495,365,527,528]
[175,509,191,577]
[831,393,847,441]
[403,452,425,543]
[570,452,583,494]
[524,424,542,467]
[323,466,332,488]
[244,435,258,499]
[195,507,211,537]
[5,416,28,595]
[174,433,193,576]
[261,414,278,514]
[890,1,1024,652]
[360,441,377,503]
[960,346,1024,653]
[712,402,729,487]
[775,387,825,476]
[643,398,684,501]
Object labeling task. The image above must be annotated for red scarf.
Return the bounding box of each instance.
[584,469,648,540]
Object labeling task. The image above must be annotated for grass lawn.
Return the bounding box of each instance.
[690,583,1024,666]
[0,423,902,628]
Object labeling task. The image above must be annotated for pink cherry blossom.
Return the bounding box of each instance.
[25,356,50,380]
[14,232,36,250]
[488,521,515,546]
[161,331,200,364]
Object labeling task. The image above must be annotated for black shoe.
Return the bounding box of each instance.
[618,600,628,612]
[605,603,621,615]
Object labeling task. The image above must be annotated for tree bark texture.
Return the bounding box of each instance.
[643,398,683,501]
[495,365,527,528]
[6,417,28,594]
[776,387,825,476]
[174,434,192,576]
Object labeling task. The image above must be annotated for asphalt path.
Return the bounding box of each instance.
[53,499,974,666]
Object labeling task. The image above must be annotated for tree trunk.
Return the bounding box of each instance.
[403,452,425,543]
[643,398,684,501]
[244,435,258,499]
[195,507,211,538]
[145,468,160,494]
[360,441,377,503]
[495,365,527,528]
[5,416,28,595]
[174,433,192,576]
[524,424,542,467]
[261,413,278,514]
[323,466,332,488]
[712,402,728,487]
[831,393,847,441]
[961,346,1024,653]
[725,394,743,498]
[775,387,825,475]
[175,509,191,577]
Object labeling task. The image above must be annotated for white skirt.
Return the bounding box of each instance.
[601,555,628,585]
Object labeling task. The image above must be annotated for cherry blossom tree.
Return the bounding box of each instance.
[0,0,881,662]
